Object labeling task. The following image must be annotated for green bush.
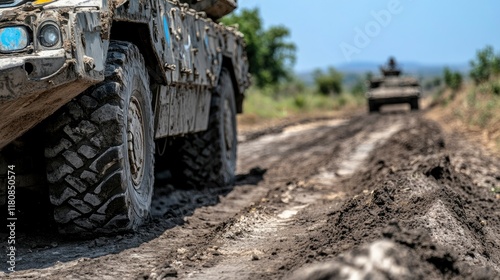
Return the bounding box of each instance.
[293,95,306,108]
[469,46,500,85]
[443,67,462,91]
[222,8,296,88]
[313,67,343,95]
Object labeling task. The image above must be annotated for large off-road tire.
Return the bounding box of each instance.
[44,41,154,234]
[170,68,237,188]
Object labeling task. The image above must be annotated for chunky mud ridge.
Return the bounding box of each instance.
[2,111,500,279]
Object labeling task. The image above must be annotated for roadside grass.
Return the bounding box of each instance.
[431,76,500,152]
[240,85,365,123]
[461,82,500,128]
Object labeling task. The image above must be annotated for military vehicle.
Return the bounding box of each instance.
[366,57,420,112]
[0,0,249,234]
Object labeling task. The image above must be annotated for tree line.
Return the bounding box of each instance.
[222,8,343,96]
[443,46,500,93]
[223,9,499,97]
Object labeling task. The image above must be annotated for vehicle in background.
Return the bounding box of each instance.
[366,57,420,113]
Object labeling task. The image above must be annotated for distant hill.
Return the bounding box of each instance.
[297,61,470,87]
[336,61,469,76]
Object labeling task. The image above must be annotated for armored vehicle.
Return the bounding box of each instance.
[0,0,249,234]
[366,57,420,112]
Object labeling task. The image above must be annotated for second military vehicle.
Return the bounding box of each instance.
[366,57,420,112]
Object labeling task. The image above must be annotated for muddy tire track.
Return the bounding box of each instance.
[2,112,500,280]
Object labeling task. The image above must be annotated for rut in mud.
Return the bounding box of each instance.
[289,117,500,279]
[2,112,500,279]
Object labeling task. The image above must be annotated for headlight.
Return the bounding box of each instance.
[38,23,60,48]
[0,26,29,52]
[32,0,58,5]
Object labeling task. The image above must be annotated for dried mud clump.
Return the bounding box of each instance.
[294,119,500,280]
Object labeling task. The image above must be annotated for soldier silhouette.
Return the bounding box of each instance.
[381,57,401,76]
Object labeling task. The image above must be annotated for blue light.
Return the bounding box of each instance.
[163,16,171,46]
[0,26,28,52]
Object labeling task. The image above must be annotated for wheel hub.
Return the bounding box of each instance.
[127,95,146,188]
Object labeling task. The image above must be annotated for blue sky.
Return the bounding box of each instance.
[237,0,500,72]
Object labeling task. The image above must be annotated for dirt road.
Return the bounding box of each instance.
[2,110,500,279]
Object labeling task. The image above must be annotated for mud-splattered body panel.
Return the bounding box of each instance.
[366,69,420,110]
[0,0,249,148]
[368,77,420,100]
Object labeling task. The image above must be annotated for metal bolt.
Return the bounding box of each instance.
[164,63,176,71]
[181,68,193,75]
